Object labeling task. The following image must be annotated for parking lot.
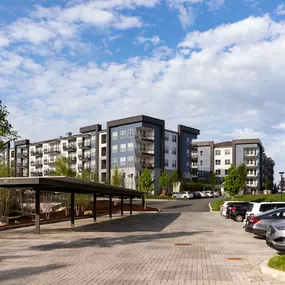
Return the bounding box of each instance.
[0,203,283,285]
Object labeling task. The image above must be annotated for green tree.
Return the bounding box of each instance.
[224,165,240,197]
[0,100,19,151]
[265,177,272,190]
[159,170,170,191]
[236,163,247,192]
[210,171,217,190]
[119,171,126,188]
[79,169,99,182]
[138,168,153,193]
[0,163,12,224]
[171,170,180,190]
[111,166,120,186]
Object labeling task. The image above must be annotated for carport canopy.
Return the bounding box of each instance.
[0,176,146,234]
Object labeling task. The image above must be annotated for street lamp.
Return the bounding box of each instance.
[279,172,284,201]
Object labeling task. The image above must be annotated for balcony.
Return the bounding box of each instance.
[135,148,155,156]
[191,156,198,162]
[31,171,43,177]
[17,152,28,158]
[31,150,43,157]
[31,161,43,167]
[135,134,155,142]
[78,142,83,148]
[44,160,56,165]
[84,165,91,171]
[69,157,77,164]
[244,153,259,158]
[83,142,91,149]
[45,148,61,154]
[63,144,77,152]
[246,163,259,168]
[78,165,83,172]
[83,155,91,162]
[135,162,155,169]
[44,170,54,176]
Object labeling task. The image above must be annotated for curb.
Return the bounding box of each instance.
[261,260,285,282]
[208,202,213,212]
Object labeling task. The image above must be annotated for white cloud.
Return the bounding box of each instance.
[223,128,265,139]
[179,14,285,50]
[276,4,285,16]
[272,123,285,130]
[135,35,161,45]
[0,33,10,47]
[206,0,224,11]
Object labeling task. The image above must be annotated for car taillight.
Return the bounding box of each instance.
[251,218,260,224]
[231,207,236,213]
[249,213,254,216]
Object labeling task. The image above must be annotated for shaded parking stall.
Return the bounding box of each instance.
[0,176,146,234]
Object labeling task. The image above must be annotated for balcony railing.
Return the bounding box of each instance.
[17,152,28,158]
[78,165,83,172]
[246,164,259,168]
[31,150,43,156]
[135,162,155,169]
[31,171,43,177]
[63,144,77,152]
[78,142,83,148]
[44,170,55,176]
[44,160,56,165]
[69,157,77,164]
[135,148,155,156]
[44,148,61,154]
[83,156,91,162]
[244,153,259,158]
[31,161,43,167]
[83,142,91,149]
[135,134,155,142]
[191,156,198,162]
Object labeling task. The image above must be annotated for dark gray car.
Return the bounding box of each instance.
[245,207,285,237]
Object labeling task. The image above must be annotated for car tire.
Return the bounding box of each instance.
[184,196,187,199]
[235,215,244,222]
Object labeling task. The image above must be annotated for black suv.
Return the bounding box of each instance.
[228,203,252,222]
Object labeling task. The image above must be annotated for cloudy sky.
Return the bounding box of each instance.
[1,0,285,180]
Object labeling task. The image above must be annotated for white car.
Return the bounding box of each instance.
[205,191,214,198]
[220,201,244,217]
[172,191,192,199]
[213,191,220,197]
[245,202,285,222]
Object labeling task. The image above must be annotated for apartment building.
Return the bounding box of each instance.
[192,139,267,193]
[1,115,200,193]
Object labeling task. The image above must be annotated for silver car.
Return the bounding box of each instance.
[266,220,285,252]
[245,207,285,237]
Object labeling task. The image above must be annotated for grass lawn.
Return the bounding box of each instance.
[210,194,284,211]
[268,255,285,272]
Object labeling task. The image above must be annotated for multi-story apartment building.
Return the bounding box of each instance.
[192,139,267,193]
[1,115,200,193]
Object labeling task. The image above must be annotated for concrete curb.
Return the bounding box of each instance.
[261,260,285,282]
[208,202,213,212]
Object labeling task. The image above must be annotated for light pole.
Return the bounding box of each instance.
[279,172,284,201]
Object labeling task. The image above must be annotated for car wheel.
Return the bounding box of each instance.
[184,196,187,199]
[235,215,244,222]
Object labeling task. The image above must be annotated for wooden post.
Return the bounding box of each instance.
[130,197,133,215]
[142,196,146,210]
[70,191,75,228]
[93,193,97,222]
[109,195,112,218]
[121,196,124,216]
[35,190,40,235]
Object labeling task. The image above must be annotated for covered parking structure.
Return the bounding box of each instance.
[0,176,146,234]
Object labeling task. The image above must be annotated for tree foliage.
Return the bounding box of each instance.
[0,100,19,151]
[111,166,120,187]
[236,163,247,191]
[210,171,217,190]
[138,168,153,193]
[265,177,272,190]
[53,156,76,177]
[159,170,170,190]
[171,170,180,188]
[79,169,99,182]
[0,162,12,224]
[224,164,242,196]
[119,171,126,188]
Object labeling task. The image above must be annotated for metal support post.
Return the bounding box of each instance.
[121,196,124,216]
[70,191,75,228]
[93,193,97,222]
[130,197,133,215]
[109,195,112,218]
[35,190,40,235]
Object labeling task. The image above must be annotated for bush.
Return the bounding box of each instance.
[180,180,204,192]
[268,255,285,272]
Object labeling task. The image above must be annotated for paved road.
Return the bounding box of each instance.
[135,197,219,212]
[0,210,283,285]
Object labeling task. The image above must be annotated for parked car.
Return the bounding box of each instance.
[229,203,253,222]
[205,191,214,198]
[220,201,244,217]
[172,191,192,199]
[244,202,285,222]
[266,220,285,252]
[200,191,208,198]
[186,191,194,199]
[213,191,220,197]
[193,191,208,199]
[245,208,285,237]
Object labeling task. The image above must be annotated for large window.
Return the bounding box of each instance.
[120,130,127,139]
[112,132,118,141]
[127,156,133,165]
[172,160,176,167]
[225,159,230,165]
[127,142,134,152]
[165,159,169,167]
[225,169,229,175]
[200,160,203,166]
[112,145,118,153]
[172,147,176,155]
[111,158,117,167]
[127,129,134,138]
[215,169,221,175]
[215,160,221,165]
[120,157,126,166]
[120,144,126,152]
[215,150,221,155]
[165,146,169,154]
[165,135,169,141]
[225,149,231,155]
[172,135,176,142]
[200,150,203,156]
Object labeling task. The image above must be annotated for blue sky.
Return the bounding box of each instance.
[1,0,285,179]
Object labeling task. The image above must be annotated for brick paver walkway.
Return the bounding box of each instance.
[0,212,283,285]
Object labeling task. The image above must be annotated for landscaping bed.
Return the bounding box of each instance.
[268,256,285,272]
[210,194,283,211]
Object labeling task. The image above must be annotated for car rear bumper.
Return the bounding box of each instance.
[266,239,285,252]
[253,228,266,237]
[244,224,254,233]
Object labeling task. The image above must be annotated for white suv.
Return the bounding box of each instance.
[220,201,244,217]
[245,202,285,221]
[172,191,193,199]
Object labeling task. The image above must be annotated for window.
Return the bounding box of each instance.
[120,130,127,139]
[165,135,169,141]
[164,159,169,167]
[172,147,176,155]
[200,160,203,166]
[225,149,231,155]
[260,204,272,212]
[111,158,117,167]
[165,146,169,154]
[172,135,176,142]
[216,169,221,175]
[127,129,134,138]
[120,157,126,166]
[120,144,126,152]
[172,160,176,167]
[215,160,221,165]
[101,134,106,144]
[200,150,203,156]
[200,170,203,176]
[127,156,133,165]
[127,143,134,152]
[112,132,118,141]
[112,145,118,153]
[215,150,221,155]
[225,169,229,175]
[186,149,190,156]
[225,159,230,165]
[186,137,190,143]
